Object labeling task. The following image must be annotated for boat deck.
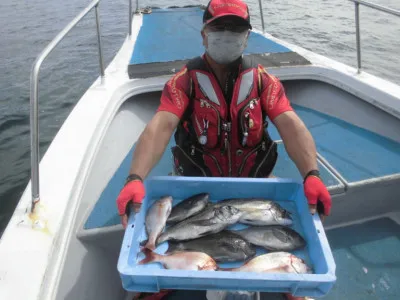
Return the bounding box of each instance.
[127,6,311,78]
[83,6,400,299]
[325,217,400,299]
[86,104,400,229]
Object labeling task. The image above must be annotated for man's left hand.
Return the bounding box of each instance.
[304,173,331,221]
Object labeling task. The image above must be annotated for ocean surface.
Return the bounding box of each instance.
[0,0,399,236]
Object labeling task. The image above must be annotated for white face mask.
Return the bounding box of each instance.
[205,30,248,65]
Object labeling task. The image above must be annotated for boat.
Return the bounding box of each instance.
[1,0,400,299]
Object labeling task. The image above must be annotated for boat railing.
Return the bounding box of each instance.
[131,0,267,34]
[128,0,137,36]
[29,0,105,212]
[349,0,400,73]
[257,0,266,33]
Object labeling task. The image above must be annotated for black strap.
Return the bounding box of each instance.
[125,173,143,185]
[303,169,321,183]
[186,56,208,72]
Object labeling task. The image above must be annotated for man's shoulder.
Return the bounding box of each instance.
[257,64,280,82]
[167,56,205,83]
[186,56,208,72]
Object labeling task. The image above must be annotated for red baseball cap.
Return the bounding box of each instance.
[203,0,252,29]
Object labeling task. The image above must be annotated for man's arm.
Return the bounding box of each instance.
[129,66,191,179]
[273,111,332,218]
[128,111,180,180]
[258,69,318,177]
[259,69,331,217]
[273,111,318,178]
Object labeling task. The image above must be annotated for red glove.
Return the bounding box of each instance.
[116,174,145,218]
[304,170,331,216]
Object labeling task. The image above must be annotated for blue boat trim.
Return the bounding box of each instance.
[84,105,400,230]
[324,217,400,299]
[127,6,311,79]
[129,7,292,65]
[294,105,400,182]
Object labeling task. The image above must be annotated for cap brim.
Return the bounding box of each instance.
[204,13,252,29]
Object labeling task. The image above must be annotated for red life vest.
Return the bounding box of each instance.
[172,56,277,178]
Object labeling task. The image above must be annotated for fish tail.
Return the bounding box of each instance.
[138,248,159,265]
[143,236,157,251]
[140,239,148,247]
[143,242,156,251]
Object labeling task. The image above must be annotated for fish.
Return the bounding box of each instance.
[232,226,306,251]
[141,195,173,251]
[213,198,279,211]
[166,230,257,262]
[167,193,209,224]
[138,248,218,271]
[180,203,218,222]
[213,198,293,226]
[220,252,312,274]
[156,206,243,245]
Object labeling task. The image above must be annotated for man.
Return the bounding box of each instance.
[117,0,331,299]
[117,0,331,227]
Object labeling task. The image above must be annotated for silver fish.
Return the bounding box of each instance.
[221,252,312,274]
[167,193,209,224]
[213,198,293,226]
[232,226,306,251]
[141,196,172,250]
[138,249,218,271]
[156,206,243,245]
[180,203,217,222]
[167,230,257,262]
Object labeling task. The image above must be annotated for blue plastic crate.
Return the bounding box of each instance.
[117,176,336,298]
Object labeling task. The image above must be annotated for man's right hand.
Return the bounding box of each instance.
[116,178,145,229]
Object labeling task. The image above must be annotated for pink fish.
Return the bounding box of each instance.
[138,249,218,271]
[221,252,312,274]
[142,196,172,251]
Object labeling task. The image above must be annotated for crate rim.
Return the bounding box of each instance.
[117,175,337,293]
[143,176,303,185]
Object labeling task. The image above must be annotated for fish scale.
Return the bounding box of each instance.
[142,196,172,251]
[166,230,257,262]
[156,206,244,245]
[212,198,293,226]
[232,225,306,251]
[167,193,209,224]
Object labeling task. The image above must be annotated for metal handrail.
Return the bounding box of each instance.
[30,0,105,212]
[257,0,266,33]
[349,0,400,73]
[129,0,132,36]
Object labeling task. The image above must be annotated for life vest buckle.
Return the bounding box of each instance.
[222,122,231,132]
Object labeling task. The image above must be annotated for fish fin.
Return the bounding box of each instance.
[156,233,167,246]
[166,242,184,254]
[272,229,289,243]
[138,248,158,265]
[264,265,292,273]
[262,246,278,252]
[143,241,156,251]
[239,218,257,225]
[198,228,218,238]
[217,267,234,271]
[191,219,215,226]
[141,236,157,251]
